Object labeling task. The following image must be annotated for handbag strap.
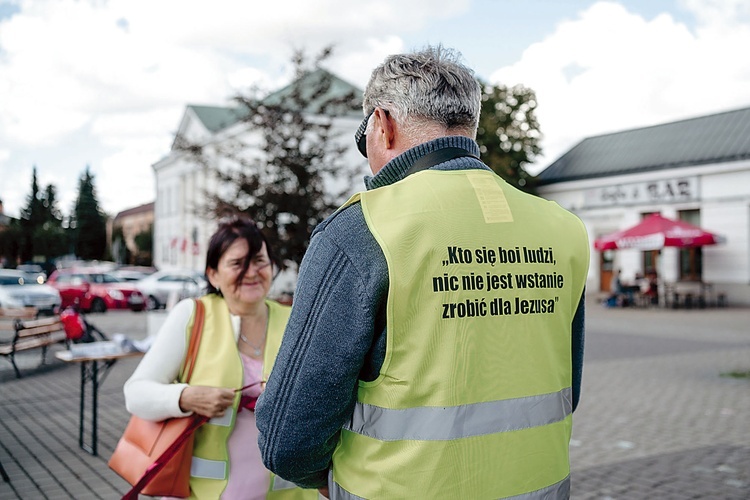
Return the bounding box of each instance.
[121,299,206,500]
[121,414,209,500]
[180,299,205,383]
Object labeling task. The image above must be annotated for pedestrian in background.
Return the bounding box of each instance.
[257,46,589,499]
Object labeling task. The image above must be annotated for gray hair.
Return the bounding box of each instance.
[363,46,481,141]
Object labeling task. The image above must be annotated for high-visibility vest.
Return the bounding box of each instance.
[186,295,317,499]
[330,169,589,499]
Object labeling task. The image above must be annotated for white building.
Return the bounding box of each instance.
[152,70,368,291]
[537,106,750,306]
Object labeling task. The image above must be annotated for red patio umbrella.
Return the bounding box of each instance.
[594,213,725,251]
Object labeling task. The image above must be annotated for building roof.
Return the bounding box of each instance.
[187,69,363,134]
[537,105,750,185]
[188,105,248,133]
[113,202,155,222]
[262,68,362,116]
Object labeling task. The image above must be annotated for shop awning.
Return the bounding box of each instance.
[594,213,725,251]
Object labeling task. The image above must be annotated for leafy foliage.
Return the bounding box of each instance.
[71,167,107,260]
[18,168,69,262]
[18,168,46,262]
[476,82,542,193]
[175,47,362,268]
[0,220,22,266]
[133,224,153,266]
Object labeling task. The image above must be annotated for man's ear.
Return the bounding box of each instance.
[374,108,395,150]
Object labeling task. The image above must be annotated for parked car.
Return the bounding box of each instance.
[136,269,207,310]
[15,264,47,284]
[46,269,145,313]
[0,269,62,315]
[110,269,152,282]
[0,285,27,313]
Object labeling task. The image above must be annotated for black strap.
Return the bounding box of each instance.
[406,147,480,176]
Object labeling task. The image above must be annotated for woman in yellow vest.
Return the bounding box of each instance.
[124,216,316,499]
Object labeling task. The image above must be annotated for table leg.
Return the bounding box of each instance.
[92,360,98,457]
[79,362,85,450]
[77,359,116,456]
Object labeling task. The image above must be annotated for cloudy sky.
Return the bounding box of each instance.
[1,0,749,219]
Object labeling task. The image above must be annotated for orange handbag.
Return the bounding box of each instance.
[109,299,205,499]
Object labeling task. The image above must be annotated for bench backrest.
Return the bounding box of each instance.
[0,308,38,332]
[14,316,65,340]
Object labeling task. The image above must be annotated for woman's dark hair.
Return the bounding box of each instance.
[204,216,277,295]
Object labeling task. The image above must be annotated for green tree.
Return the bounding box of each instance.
[18,167,46,262]
[18,170,71,262]
[176,47,362,268]
[133,224,153,266]
[0,220,22,267]
[476,82,542,193]
[32,184,69,259]
[71,167,107,260]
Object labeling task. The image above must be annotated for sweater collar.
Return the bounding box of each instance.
[364,136,481,190]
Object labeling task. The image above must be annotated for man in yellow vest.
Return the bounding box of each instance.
[257,46,589,499]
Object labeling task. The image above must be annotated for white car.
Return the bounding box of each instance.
[0,286,26,311]
[0,270,62,315]
[136,270,207,310]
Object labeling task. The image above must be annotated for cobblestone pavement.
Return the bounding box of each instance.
[570,300,750,499]
[0,303,748,499]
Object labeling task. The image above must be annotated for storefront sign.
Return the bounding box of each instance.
[583,177,699,208]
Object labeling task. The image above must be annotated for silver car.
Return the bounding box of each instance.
[0,270,62,315]
[136,269,207,310]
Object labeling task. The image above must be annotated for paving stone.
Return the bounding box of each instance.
[1,304,749,499]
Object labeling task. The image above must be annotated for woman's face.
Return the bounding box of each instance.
[207,238,273,312]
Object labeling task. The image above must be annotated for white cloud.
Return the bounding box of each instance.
[0,0,468,217]
[490,0,750,173]
[326,36,406,90]
[95,148,160,217]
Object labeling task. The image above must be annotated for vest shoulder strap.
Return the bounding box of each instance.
[406,147,479,176]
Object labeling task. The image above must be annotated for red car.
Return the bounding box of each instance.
[46,269,145,313]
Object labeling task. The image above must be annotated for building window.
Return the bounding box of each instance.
[678,209,702,282]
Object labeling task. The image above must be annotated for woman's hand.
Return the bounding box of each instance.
[179,385,235,418]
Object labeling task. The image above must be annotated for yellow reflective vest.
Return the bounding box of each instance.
[331,169,589,499]
[186,294,317,499]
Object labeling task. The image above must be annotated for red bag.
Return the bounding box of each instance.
[60,307,86,341]
[109,299,205,498]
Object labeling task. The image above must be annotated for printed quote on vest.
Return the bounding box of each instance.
[434,246,563,319]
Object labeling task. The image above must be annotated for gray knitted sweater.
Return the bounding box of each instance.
[256,135,586,489]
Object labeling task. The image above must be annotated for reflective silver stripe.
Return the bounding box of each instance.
[271,476,298,490]
[329,470,365,500]
[345,387,572,441]
[208,408,234,427]
[190,456,226,480]
[330,474,569,499]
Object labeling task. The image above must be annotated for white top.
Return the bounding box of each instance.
[123,298,242,421]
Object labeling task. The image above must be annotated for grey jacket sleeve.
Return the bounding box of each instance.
[571,291,585,412]
[256,207,386,489]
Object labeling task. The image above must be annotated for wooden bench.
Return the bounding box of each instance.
[0,311,68,378]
